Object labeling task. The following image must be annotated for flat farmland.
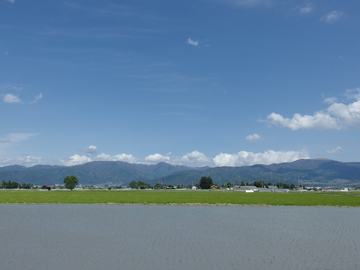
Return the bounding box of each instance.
[1,190,360,206]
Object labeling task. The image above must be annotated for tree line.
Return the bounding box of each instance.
[128,177,296,190]
[129,180,152,189]
[1,180,33,189]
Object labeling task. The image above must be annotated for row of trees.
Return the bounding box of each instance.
[129,180,152,189]
[1,180,33,189]
[0,176,78,190]
[251,181,295,189]
[202,178,297,190]
[128,177,296,190]
[1,175,296,190]
[1,175,295,191]
[218,180,296,189]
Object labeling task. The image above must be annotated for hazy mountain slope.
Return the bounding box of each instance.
[151,159,360,187]
[0,161,206,186]
[0,165,26,172]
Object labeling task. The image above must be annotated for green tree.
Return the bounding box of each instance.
[129,180,137,189]
[63,175,78,191]
[136,181,151,189]
[199,176,213,189]
[154,183,164,189]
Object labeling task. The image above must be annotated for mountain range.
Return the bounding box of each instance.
[1,159,360,187]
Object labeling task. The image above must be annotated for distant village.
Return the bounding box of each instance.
[1,179,354,192]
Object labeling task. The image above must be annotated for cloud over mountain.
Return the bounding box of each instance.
[213,149,309,167]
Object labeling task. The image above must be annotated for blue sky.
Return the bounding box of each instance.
[1,0,359,167]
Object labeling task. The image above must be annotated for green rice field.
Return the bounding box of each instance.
[1,190,360,206]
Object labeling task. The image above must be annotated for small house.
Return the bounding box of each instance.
[41,185,51,190]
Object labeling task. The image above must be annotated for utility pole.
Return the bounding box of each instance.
[298,175,300,193]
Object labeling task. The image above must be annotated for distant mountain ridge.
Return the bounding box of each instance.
[0,161,208,186]
[1,159,360,187]
[156,159,360,187]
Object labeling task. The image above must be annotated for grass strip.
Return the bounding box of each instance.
[0,190,360,206]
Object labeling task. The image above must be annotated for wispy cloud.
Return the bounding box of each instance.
[246,133,264,142]
[5,133,37,143]
[64,2,163,23]
[187,38,199,46]
[324,97,337,104]
[6,0,15,4]
[265,88,360,130]
[0,156,42,167]
[321,11,345,23]
[30,93,43,104]
[326,146,342,155]
[299,4,314,15]
[0,84,23,91]
[222,0,271,7]
[0,133,38,166]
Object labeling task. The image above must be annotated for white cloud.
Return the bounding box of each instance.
[246,133,264,142]
[6,0,15,3]
[60,152,138,166]
[299,4,314,15]
[180,151,210,164]
[266,88,360,130]
[113,154,137,163]
[63,149,310,167]
[321,11,344,23]
[213,149,309,167]
[62,154,92,166]
[266,112,340,130]
[2,92,42,104]
[187,38,199,46]
[1,156,41,167]
[3,94,22,103]
[327,101,360,127]
[1,148,312,168]
[326,146,342,155]
[145,153,171,163]
[95,153,137,163]
[94,153,112,161]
